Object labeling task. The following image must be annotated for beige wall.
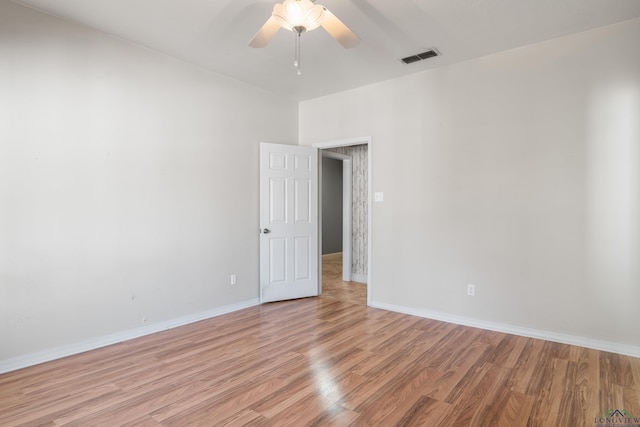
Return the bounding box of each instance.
[0,1,297,363]
[300,18,640,348]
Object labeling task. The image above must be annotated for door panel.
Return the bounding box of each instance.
[260,143,318,303]
[269,178,287,223]
[294,237,311,280]
[295,179,311,223]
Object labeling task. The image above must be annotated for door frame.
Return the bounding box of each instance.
[321,150,352,282]
[313,136,372,306]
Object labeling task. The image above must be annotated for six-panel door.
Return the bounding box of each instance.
[260,143,318,302]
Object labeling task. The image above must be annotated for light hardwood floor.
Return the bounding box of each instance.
[1,259,639,426]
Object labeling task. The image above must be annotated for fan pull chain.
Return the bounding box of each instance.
[293,31,298,68]
[294,31,302,75]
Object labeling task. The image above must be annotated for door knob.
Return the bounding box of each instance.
[262,228,271,234]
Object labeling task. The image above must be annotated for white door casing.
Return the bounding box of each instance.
[260,142,319,303]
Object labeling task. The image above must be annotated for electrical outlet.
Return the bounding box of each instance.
[230,274,237,285]
[467,284,475,296]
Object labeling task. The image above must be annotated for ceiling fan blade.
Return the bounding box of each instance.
[249,16,281,48]
[320,8,361,49]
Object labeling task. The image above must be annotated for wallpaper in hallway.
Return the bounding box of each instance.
[325,145,368,281]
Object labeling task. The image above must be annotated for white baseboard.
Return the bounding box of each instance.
[370,300,640,359]
[0,298,261,374]
[351,274,368,284]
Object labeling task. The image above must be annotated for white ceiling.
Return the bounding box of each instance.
[12,0,640,101]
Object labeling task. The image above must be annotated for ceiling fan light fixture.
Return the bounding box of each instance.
[249,0,360,75]
[273,0,325,33]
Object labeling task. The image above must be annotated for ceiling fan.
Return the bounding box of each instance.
[249,0,361,74]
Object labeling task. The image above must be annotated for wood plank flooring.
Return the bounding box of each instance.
[1,258,639,426]
[320,253,366,306]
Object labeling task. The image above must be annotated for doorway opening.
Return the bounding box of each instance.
[321,151,352,282]
[314,137,372,306]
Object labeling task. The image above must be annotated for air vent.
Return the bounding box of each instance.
[401,49,440,65]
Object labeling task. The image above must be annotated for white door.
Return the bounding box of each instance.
[260,142,319,302]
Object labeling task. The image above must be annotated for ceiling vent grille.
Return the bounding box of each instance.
[401,49,440,65]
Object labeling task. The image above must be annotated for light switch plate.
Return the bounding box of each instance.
[374,192,384,202]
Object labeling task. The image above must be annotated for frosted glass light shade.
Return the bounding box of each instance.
[273,0,325,32]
